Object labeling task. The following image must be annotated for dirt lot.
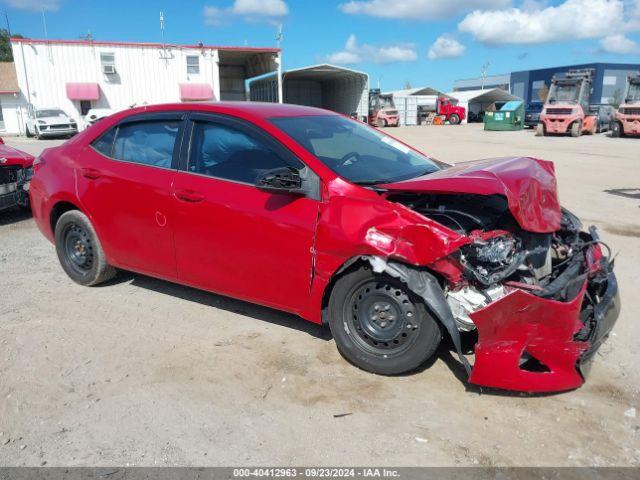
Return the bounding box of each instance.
[1,125,639,467]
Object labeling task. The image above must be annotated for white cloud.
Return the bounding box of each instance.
[339,0,511,20]
[459,0,626,44]
[600,34,640,54]
[231,0,288,16]
[325,34,417,65]
[3,0,61,11]
[204,0,288,25]
[427,36,466,60]
[626,0,640,31]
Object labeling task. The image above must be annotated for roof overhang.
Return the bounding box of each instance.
[446,88,521,104]
[283,64,368,82]
[66,82,100,101]
[218,49,279,79]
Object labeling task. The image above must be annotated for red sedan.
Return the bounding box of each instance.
[30,103,619,393]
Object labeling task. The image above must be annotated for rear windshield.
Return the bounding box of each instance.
[270,115,441,185]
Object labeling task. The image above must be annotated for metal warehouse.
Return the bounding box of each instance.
[2,37,281,135]
[453,62,640,105]
[250,64,369,118]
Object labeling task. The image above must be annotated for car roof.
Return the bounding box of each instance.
[121,101,341,120]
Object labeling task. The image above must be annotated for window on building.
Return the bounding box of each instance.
[100,53,116,74]
[111,121,181,168]
[188,121,292,184]
[186,55,200,75]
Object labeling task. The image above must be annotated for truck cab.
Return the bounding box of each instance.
[368,89,399,127]
[436,97,465,125]
[612,74,640,137]
[537,69,597,137]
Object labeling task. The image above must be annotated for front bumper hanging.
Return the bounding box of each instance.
[468,252,620,393]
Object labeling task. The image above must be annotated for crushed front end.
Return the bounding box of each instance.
[386,187,620,393]
[0,163,33,211]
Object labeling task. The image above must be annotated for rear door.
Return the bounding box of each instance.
[171,113,321,313]
[77,112,185,278]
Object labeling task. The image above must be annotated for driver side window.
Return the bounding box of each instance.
[189,121,293,184]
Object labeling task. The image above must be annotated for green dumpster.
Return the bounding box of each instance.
[484,100,525,131]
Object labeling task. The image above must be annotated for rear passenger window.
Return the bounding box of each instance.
[92,128,116,157]
[112,121,180,168]
[189,122,293,184]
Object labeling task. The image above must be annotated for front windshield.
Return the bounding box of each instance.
[548,83,579,103]
[271,115,441,185]
[36,109,66,118]
[626,82,640,103]
[380,96,395,109]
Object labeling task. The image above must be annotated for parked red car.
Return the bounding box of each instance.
[0,138,35,212]
[30,103,619,393]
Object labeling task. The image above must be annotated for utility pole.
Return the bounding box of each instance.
[481,61,490,90]
[5,11,11,37]
[276,23,283,103]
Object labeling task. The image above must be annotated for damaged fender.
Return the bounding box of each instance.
[366,256,472,376]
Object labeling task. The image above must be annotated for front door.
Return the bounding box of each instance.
[76,113,185,279]
[172,114,320,313]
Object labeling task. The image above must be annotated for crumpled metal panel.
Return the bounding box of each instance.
[469,283,588,393]
[379,156,562,233]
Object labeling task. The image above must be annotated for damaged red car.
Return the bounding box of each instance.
[29,103,620,393]
[0,138,35,212]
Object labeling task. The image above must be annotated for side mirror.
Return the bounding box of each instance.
[256,166,303,194]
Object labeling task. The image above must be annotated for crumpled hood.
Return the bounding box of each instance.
[0,143,35,169]
[379,156,562,233]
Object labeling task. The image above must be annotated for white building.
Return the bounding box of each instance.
[3,37,281,135]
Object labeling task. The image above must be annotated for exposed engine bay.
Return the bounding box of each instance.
[387,193,611,333]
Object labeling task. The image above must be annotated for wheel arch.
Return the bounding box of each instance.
[320,254,471,375]
[50,200,83,234]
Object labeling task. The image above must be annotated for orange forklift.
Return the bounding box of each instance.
[611,73,640,137]
[537,69,597,137]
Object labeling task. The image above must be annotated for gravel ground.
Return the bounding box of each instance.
[0,125,638,467]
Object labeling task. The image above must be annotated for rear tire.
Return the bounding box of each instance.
[570,121,582,137]
[448,114,460,125]
[611,122,622,138]
[328,266,442,375]
[54,210,116,286]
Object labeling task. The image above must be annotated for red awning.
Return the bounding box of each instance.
[179,83,214,101]
[66,82,100,101]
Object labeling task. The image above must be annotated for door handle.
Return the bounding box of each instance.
[80,167,102,180]
[175,189,204,203]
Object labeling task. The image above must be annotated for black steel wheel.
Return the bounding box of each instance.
[62,223,95,276]
[347,280,419,356]
[328,266,441,375]
[54,210,116,286]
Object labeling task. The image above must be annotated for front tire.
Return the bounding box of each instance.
[570,121,582,137]
[54,210,116,286]
[25,125,33,138]
[376,118,386,128]
[611,121,622,138]
[328,266,441,375]
[535,123,545,136]
[448,114,460,125]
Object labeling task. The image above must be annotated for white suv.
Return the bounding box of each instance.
[26,108,78,139]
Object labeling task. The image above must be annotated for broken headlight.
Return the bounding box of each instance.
[460,234,526,285]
